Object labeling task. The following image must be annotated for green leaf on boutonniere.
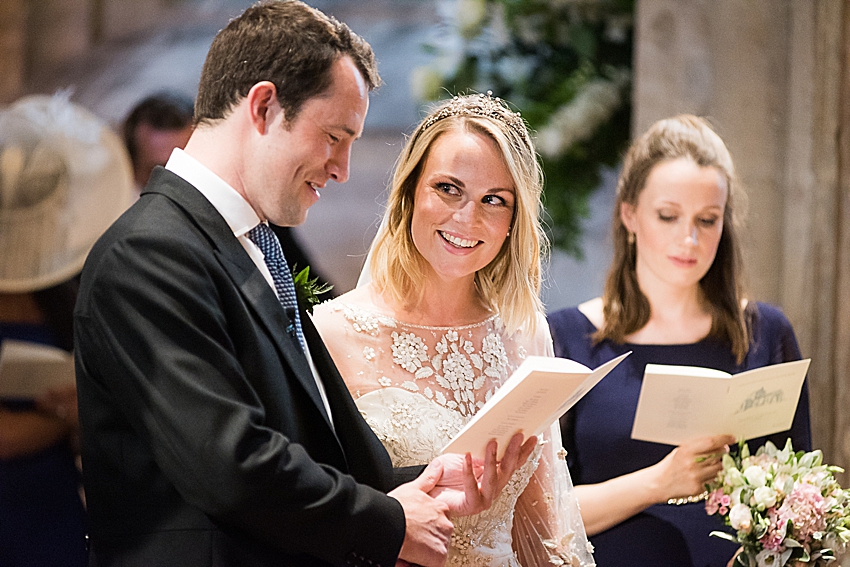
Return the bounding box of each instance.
[292,265,333,314]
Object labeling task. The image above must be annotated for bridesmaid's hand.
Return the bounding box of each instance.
[652,434,735,503]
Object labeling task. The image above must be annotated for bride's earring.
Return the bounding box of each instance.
[627,231,635,245]
[506,229,511,237]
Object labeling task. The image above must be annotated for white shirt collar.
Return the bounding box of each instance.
[164,148,260,237]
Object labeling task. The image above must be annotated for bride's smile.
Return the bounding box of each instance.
[439,230,479,249]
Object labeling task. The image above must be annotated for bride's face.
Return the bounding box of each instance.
[410,128,515,284]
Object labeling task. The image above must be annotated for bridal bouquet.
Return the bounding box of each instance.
[705,439,850,566]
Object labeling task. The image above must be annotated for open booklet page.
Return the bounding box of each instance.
[631,358,810,445]
[0,339,76,399]
[441,352,630,459]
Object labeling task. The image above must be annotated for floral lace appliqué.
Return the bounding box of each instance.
[482,333,509,373]
[340,305,511,416]
[381,325,508,417]
[322,303,593,567]
[338,304,396,336]
[391,331,429,373]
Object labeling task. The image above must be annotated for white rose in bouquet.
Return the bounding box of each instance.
[752,486,778,510]
[743,465,767,487]
[729,503,753,533]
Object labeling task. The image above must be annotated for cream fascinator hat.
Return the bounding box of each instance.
[0,93,134,292]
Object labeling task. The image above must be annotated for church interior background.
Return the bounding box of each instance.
[2,0,849,549]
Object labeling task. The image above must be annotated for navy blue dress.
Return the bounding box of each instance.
[548,302,811,567]
[0,323,87,567]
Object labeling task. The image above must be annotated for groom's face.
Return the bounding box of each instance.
[249,55,369,227]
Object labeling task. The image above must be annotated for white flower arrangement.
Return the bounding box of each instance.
[536,69,630,159]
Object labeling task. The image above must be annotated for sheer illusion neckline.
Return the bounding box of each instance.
[340,303,499,331]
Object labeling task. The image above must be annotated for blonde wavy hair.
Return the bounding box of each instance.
[369,95,547,335]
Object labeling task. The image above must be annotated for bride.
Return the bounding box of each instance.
[312,93,594,566]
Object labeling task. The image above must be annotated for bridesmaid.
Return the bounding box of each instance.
[548,115,811,567]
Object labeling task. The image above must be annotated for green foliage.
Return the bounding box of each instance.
[292,265,333,313]
[416,0,634,255]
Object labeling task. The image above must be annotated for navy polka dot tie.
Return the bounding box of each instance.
[247,223,306,353]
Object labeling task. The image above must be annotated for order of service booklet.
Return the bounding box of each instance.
[631,358,811,445]
[441,352,630,459]
[0,339,76,399]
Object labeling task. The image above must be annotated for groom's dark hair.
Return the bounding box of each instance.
[194,0,381,127]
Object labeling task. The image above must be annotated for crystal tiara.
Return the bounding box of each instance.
[418,92,527,139]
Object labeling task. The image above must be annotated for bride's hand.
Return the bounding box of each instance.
[428,433,537,516]
[430,453,485,489]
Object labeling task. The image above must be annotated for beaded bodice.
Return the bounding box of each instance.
[313,300,594,566]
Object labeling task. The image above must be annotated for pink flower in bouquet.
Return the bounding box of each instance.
[777,482,828,543]
[761,509,787,551]
[707,489,732,516]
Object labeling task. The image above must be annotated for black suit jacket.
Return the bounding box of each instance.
[74,168,405,567]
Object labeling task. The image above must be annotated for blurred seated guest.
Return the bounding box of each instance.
[121,90,194,191]
[0,93,135,566]
[548,115,811,567]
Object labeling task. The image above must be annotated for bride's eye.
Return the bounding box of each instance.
[436,182,461,196]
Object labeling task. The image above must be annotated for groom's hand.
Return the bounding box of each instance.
[388,459,453,567]
[429,432,537,516]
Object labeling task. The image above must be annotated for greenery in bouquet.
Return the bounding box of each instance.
[412,0,634,256]
[705,439,850,566]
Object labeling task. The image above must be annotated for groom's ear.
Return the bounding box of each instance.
[245,81,280,134]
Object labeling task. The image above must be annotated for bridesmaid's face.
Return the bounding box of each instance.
[410,129,515,284]
[621,157,728,293]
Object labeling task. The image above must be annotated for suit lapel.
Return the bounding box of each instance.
[144,169,333,426]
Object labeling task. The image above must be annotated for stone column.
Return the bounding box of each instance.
[778,0,849,486]
[633,0,791,304]
[836,0,850,496]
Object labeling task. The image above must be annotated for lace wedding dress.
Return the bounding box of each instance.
[312,300,595,567]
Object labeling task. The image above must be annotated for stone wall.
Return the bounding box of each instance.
[0,0,27,105]
[0,0,188,105]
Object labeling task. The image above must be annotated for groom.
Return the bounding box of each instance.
[73,2,533,567]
